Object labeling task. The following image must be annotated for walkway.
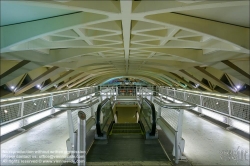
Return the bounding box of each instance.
[0,108,249,165]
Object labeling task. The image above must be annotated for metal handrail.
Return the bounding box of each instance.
[153,98,196,109]
[96,98,111,137]
[54,98,99,110]
[144,88,250,123]
[0,87,97,102]
[141,98,157,136]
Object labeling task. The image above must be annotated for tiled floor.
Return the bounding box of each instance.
[0,112,69,166]
[182,110,249,165]
[1,108,249,166]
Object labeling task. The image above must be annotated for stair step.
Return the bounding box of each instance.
[113,123,140,127]
[111,123,142,135]
[112,129,141,134]
[113,127,141,130]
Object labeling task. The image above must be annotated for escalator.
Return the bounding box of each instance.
[86,98,171,166]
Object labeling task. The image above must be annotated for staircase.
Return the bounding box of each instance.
[86,122,171,165]
[111,123,142,135]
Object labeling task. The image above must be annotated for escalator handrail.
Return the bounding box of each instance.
[96,98,110,137]
[142,98,156,136]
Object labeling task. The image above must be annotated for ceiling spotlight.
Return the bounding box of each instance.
[4,110,8,113]
[236,85,241,89]
[36,84,41,88]
[10,86,15,90]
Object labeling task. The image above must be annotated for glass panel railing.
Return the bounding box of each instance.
[139,98,156,137]
[95,98,114,138]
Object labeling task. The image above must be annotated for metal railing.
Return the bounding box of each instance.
[158,87,250,123]
[139,98,157,138]
[153,97,195,164]
[55,97,101,166]
[0,86,106,136]
[148,87,250,134]
[95,98,115,139]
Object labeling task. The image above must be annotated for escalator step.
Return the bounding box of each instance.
[113,126,140,129]
[112,129,142,134]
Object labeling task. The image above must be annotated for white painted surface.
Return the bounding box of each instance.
[183,111,249,165]
[0,112,69,166]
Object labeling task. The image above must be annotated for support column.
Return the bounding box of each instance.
[77,111,86,166]
[50,93,55,117]
[18,97,26,131]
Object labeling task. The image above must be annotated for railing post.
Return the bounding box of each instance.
[77,89,80,97]
[90,95,94,117]
[136,86,138,97]
[227,96,232,125]
[173,89,176,102]
[67,90,70,100]
[100,91,103,102]
[67,110,74,150]
[157,106,161,119]
[150,90,153,102]
[199,93,202,113]
[73,132,77,163]
[175,131,179,164]
[78,89,81,102]
[116,86,118,96]
[19,97,26,130]
[50,93,55,117]
[85,88,88,96]
[77,111,86,166]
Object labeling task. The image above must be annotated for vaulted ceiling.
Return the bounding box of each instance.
[0,0,249,98]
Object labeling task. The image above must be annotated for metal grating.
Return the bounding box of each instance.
[175,91,185,101]
[231,102,250,121]
[168,90,174,97]
[23,97,51,116]
[69,91,78,100]
[53,93,68,105]
[161,108,180,131]
[0,103,21,123]
[185,93,200,105]
[202,96,229,114]
[79,89,87,97]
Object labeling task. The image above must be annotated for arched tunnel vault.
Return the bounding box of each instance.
[0,0,249,98]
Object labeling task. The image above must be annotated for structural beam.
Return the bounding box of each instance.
[1,12,107,52]
[41,70,80,91]
[0,61,43,86]
[179,70,213,92]
[68,74,93,88]
[221,60,250,79]
[57,73,86,90]
[0,60,30,80]
[168,72,194,89]
[120,0,132,73]
[145,12,249,51]
[194,66,236,93]
[15,67,64,95]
